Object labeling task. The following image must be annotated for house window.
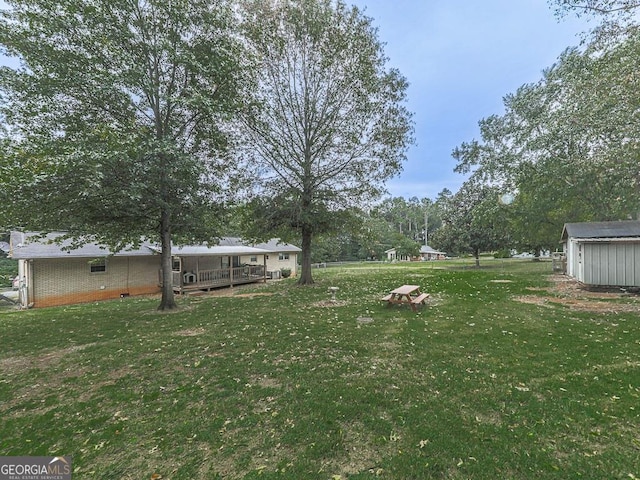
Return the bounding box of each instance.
[279,253,289,261]
[250,256,257,263]
[172,258,181,271]
[90,258,107,273]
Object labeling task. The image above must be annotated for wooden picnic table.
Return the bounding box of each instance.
[381,284,429,312]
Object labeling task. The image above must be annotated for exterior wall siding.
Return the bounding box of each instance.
[31,256,161,307]
[265,254,298,276]
[583,242,640,287]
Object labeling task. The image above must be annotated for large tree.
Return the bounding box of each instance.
[240,0,413,285]
[453,34,640,249]
[431,182,509,267]
[0,0,248,309]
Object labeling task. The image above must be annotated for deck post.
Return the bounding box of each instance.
[263,255,267,283]
[229,256,234,287]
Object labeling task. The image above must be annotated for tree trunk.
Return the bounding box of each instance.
[474,248,480,268]
[158,209,178,310]
[297,224,314,285]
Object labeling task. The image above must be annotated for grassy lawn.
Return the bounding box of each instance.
[1,259,638,479]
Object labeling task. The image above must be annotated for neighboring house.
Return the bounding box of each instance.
[419,245,446,261]
[561,221,640,288]
[9,232,301,308]
[0,241,9,254]
[385,245,445,262]
[384,248,411,262]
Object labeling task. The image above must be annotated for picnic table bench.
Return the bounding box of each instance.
[382,285,429,312]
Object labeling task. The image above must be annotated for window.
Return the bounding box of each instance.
[250,256,257,263]
[279,253,289,261]
[172,258,181,271]
[90,258,107,273]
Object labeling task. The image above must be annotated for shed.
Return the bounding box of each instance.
[561,221,640,287]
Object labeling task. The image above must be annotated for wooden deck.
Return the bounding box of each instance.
[171,265,266,294]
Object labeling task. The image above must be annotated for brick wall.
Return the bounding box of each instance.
[32,256,161,307]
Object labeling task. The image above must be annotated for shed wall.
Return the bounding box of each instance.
[583,242,640,287]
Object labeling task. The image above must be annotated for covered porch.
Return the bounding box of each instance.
[167,245,270,294]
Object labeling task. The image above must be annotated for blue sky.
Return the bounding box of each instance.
[0,1,592,201]
[348,0,593,200]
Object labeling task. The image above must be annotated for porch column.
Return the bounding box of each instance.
[263,255,267,283]
[229,256,234,287]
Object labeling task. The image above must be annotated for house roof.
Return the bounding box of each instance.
[420,245,445,255]
[164,245,270,256]
[218,237,301,253]
[253,238,301,253]
[561,221,640,241]
[9,232,301,259]
[9,232,156,259]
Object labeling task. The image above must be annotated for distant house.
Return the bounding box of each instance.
[385,245,446,262]
[561,221,640,287]
[9,232,301,308]
[419,245,446,261]
[384,248,411,262]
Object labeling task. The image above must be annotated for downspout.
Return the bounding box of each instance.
[26,259,34,308]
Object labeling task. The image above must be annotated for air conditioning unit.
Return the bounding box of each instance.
[268,270,281,279]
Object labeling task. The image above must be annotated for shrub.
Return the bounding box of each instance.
[280,268,291,278]
[0,258,18,288]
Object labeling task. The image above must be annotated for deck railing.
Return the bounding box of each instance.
[170,265,265,292]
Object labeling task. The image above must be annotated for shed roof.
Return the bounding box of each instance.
[561,221,640,241]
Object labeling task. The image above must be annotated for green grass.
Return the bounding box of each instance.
[0,259,638,479]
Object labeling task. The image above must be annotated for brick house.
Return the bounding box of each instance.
[9,232,300,308]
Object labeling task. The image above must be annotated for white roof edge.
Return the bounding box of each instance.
[569,237,640,243]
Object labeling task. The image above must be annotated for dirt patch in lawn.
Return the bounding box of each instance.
[174,327,207,337]
[514,274,640,313]
[0,343,95,375]
[312,300,349,307]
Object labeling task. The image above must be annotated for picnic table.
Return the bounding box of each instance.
[381,284,429,312]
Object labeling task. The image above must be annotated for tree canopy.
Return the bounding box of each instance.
[0,0,249,309]
[451,28,640,251]
[240,0,414,284]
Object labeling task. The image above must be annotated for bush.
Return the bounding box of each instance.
[0,258,18,288]
[280,268,291,278]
